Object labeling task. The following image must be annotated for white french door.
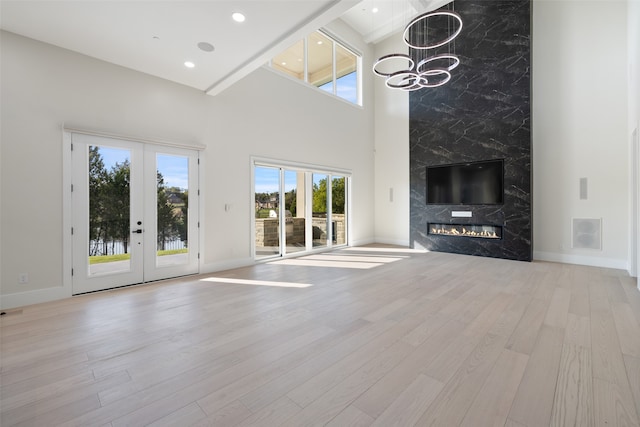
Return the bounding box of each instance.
[71,133,199,294]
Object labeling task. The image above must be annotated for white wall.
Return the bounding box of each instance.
[630,1,640,134]
[629,0,640,284]
[532,1,629,269]
[373,35,410,246]
[0,28,375,309]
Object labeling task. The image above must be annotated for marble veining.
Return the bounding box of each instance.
[409,0,531,261]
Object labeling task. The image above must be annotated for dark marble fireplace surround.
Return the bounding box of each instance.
[409,0,531,261]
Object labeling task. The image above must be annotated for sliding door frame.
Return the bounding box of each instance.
[251,156,351,261]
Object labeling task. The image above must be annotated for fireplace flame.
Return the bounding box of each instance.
[430,226,500,239]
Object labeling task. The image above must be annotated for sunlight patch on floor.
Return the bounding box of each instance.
[200,277,313,288]
[268,258,383,269]
[302,254,406,263]
[342,246,428,254]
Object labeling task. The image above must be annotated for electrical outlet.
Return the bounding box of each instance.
[18,273,28,284]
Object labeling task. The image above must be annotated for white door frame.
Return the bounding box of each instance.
[64,129,203,295]
[143,144,200,283]
[632,127,640,287]
[71,133,145,294]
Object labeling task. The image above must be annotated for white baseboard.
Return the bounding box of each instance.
[533,251,628,271]
[1,285,72,311]
[373,237,411,247]
[199,257,255,275]
[350,237,376,247]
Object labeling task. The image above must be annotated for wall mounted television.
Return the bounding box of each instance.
[426,159,504,205]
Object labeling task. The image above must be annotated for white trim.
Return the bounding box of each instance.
[1,286,72,310]
[205,0,355,96]
[262,28,363,108]
[200,257,255,275]
[318,28,362,58]
[325,172,333,250]
[629,127,638,276]
[279,169,286,256]
[198,153,205,274]
[331,37,337,96]
[252,156,352,177]
[62,125,206,151]
[61,129,74,303]
[374,238,411,247]
[250,163,257,259]
[533,251,627,270]
[346,172,353,246]
[262,65,364,109]
[350,237,376,247]
[304,35,309,85]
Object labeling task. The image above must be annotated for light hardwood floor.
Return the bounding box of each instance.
[2,245,640,426]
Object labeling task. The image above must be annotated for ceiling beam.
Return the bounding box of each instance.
[205,0,359,96]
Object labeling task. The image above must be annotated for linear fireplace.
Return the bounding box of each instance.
[428,223,503,240]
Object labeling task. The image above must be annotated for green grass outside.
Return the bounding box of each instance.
[256,209,271,218]
[157,248,188,256]
[89,253,130,264]
[89,248,188,265]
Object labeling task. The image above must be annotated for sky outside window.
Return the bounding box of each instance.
[254,168,298,193]
[97,147,188,189]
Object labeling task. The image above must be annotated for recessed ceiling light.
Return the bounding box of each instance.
[317,41,323,45]
[197,42,215,52]
[281,62,286,65]
[184,61,195,68]
[232,12,245,22]
[372,7,379,13]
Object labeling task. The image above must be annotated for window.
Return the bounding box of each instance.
[270,30,361,105]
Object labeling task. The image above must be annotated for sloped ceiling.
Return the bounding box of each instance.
[340,0,452,44]
[0,0,359,95]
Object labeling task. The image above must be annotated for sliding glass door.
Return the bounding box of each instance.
[284,170,307,255]
[254,166,280,259]
[332,175,347,245]
[254,161,349,259]
[312,173,329,248]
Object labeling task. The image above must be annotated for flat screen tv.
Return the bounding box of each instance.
[426,159,504,205]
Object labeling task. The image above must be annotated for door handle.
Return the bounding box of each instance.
[132,229,143,234]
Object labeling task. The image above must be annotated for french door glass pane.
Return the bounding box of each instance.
[88,145,131,275]
[332,176,347,245]
[284,170,306,254]
[255,166,280,258]
[156,154,189,267]
[312,173,329,248]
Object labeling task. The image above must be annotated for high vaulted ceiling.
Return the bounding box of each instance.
[0,0,358,95]
[0,0,451,95]
[340,0,451,44]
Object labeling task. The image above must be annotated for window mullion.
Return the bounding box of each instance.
[304,36,308,83]
[327,174,333,248]
[279,168,286,256]
[305,171,313,251]
[332,40,337,95]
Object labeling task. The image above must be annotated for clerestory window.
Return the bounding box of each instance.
[270,30,361,105]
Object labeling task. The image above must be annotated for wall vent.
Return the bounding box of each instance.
[572,218,602,250]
